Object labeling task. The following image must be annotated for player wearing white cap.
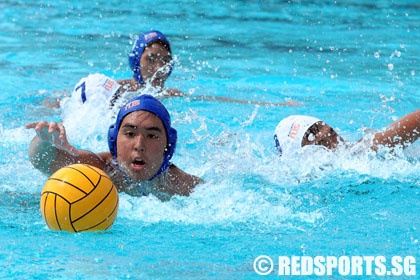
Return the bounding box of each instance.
[274,111,420,157]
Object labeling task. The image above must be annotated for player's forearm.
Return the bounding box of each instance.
[28,136,59,175]
[372,110,420,150]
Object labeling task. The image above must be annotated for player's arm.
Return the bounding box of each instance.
[26,121,106,175]
[192,95,301,107]
[371,110,420,151]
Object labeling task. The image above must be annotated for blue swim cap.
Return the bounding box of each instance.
[128,30,173,84]
[108,94,177,180]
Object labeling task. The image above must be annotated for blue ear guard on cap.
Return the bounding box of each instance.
[273,134,283,156]
[108,94,177,180]
[128,30,173,84]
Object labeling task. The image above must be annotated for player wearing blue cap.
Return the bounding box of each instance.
[48,30,301,109]
[26,94,203,200]
[117,30,300,106]
[118,30,184,97]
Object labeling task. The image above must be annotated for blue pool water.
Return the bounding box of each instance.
[1,0,419,279]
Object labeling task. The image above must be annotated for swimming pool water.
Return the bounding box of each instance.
[1,0,419,279]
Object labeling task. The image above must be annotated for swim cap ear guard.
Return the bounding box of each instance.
[274,115,321,157]
[108,94,177,180]
[128,30,173,84]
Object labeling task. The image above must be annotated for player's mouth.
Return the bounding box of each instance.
[131,158,146,171]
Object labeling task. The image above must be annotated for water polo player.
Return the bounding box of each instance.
[274,110,420,157]
[26,94,203,200]
[118,30,299,105]
[118,30,184,97]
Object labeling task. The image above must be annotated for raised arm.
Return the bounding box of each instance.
[25,121,106,176]
[371,110,420,151]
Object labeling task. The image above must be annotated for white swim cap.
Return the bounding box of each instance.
[72,73,121,103]
[274,115,321,156]
[60,74,121,148]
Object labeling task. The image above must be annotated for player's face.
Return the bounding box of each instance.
[140,42,172,87]
[116,111,167,181]
[301,121,343,150]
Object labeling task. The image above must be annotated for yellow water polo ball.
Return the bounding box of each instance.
[40,164,119,232]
